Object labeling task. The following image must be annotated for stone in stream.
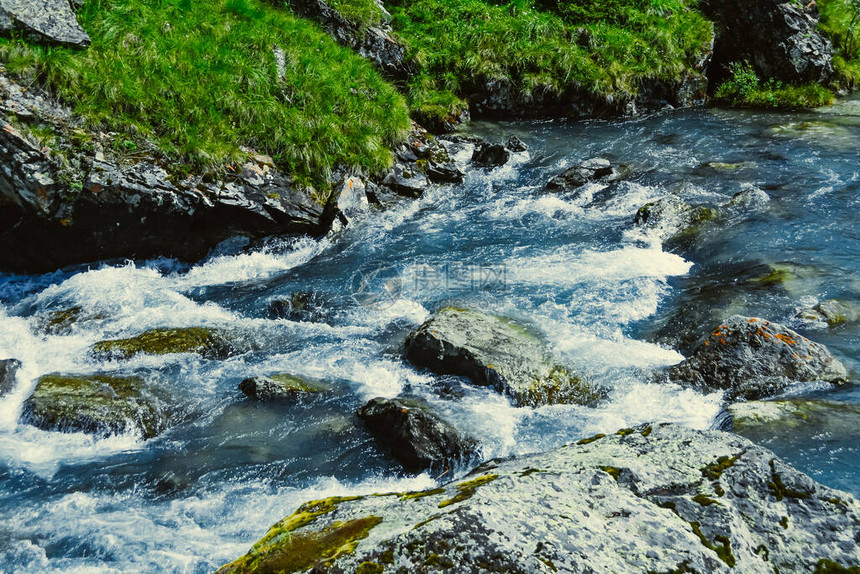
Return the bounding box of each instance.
[0,358,20,397]
[21,373,169,438]
[405,307,603,407]
[727,399,860,434]
[0,0,91,48]
[239,374,330,401]
[217,424,860,574]
[470,142,510,167]
[545,157,619,190]
[797,299,860,326]
[92,327,236,360]
[667,316,848,401]
[357,397,479,474]
[268,291,332,323]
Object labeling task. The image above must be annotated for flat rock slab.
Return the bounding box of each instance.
[218,424,860,573]
[668,316,847,400]
[405,307,601,407]
[0,0,90,47]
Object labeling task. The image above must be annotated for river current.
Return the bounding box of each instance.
[0,97,858,572]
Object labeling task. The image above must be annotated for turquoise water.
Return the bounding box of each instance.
[0,97,858,571]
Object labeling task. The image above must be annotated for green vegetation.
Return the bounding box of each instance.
[818,0,860,87]
[0,0,410,187]
[327,0,387,29]
[715,62,835,109]
[387,0,714,125]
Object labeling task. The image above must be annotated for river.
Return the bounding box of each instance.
[0,97,858,572]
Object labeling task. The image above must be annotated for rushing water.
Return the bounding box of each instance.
[0,97,859,572]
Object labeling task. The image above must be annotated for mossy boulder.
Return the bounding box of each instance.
[728,399,860,434]
[239,374,330,401]
[92,327,236,360]
[0,358,20,397]
[357,397,479,473]
[405,307,602,407]
[797,299,860,326]
[667,316,848,400]
[218,424,860,573]
[546,157,620,190]
[21,373,169,438]
[634,195,719,243]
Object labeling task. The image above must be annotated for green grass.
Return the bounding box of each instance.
[0,0,411,189]
[714,62,835,109]
[387,0,714,124]
[818,0,860,88]
[326,0,388,30]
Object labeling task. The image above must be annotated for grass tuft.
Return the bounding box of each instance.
[714,62,835,109]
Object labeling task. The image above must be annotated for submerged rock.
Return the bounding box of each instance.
[218,424,860,573]
[92,327,236,360]
[405,307,602,407]
[0,0,91,48]
[797,299,860,326]
[728,399,860,433]
[546,157,619,190]
[702,0,833,84]
[268,291,332,323]
[357,397,479,473]
[239,374,330,401]
[22,373,168,438]
[0,358,20,397]
[667,316,848,400]
[634,195,718,242]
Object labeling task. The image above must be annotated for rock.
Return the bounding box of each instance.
[0,358,20,397]
[470,143,509,167]
[268,291,331,323]
[667,316,848,400]
[218,424,860,574]
[505,136,528,152]
[0,73,336,273]
[333,175,370,225]
[727,399,860,433]
[405,307,602,407]
[92,327,236,360]
[413,105,470,135]
[797,299,860,326]
[21,373,168,438]
[0,0,91,48]
[286,0,410,81]
[380,164,429,198]
[634,195,718,242]
[701,0,833,84]
[357,397,479,473]
[239,374,329,401]
[546,157,617,190]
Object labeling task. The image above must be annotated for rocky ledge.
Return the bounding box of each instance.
[219,424,860,573]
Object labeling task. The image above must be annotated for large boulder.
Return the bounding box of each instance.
[405,307,602,407]
[701,0,833,84]
[0,74,336,273]
[0,0,90,48]
[357,397,479,473]
[21,373,169,438]
[0,358,20,397]
[217,424,860,573]
[92,327,236,360]
[667,316,848,400]
[286,0,410,81]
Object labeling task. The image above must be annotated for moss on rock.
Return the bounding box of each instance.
[92,327,235,360]
[438,473,498,508]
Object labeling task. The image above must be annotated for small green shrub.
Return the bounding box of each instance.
[817,0,860,88]
[715,62,835,109]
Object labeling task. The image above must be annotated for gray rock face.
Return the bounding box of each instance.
[286,0,410,81]
[0,358,20,397]
[0,75,334,272]
[668,316,848,400]
[218,424,860,574]
[0,0,90,47]
[546,157,619,190]
[702,0,833,84]
[405,307,601,407]
[22,373,169,438]
[357,397,479,473]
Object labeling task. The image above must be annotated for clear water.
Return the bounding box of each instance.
[0,97,858,572]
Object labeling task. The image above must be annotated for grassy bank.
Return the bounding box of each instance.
[818,0,860,88]
[386,0,714,123]
[0,0,411,187]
